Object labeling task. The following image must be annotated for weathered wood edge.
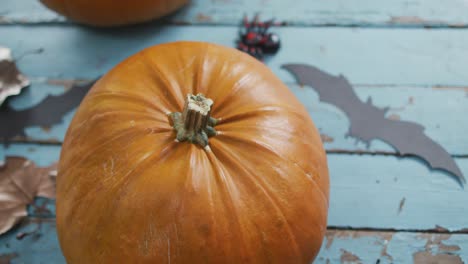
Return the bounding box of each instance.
[3,79,467,157]
[3,0,468,28]
[3,25,468,86]
[4,151,468,231]
[1,218,467,264]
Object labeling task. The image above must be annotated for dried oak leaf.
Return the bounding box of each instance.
[0,46,30,105]
[0,157,56,235]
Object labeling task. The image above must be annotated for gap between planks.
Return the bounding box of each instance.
[4,140,468,159]
[3,21,468,29]
[4,79,468,158]
[15,217,468,235]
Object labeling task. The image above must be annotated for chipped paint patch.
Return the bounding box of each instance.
[434,225,450,233]
[388,114,400,121]
[432,86,468,97]
[418,233,461,254]
[0,253,18,264]
[340,249,361,263]
[196,13,213,22]
[321,134,334,143]
[40,126,51,133]
[377,232,394,262]
[413,251,463,264]
[388,16,444,26]
[47,79,87,91]
[389,16,426,24]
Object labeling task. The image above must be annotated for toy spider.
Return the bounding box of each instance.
[236,14,281,60]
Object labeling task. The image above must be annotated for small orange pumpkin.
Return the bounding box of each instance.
[40,0,189,27]
[57,42,329,263]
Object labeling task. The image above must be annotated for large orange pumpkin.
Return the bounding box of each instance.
[40,0,188,27]
[57,42,329,263]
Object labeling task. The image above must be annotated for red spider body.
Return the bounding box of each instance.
[237,15,281,60]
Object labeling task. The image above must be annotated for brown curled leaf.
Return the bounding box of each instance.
[0,157,56,235]
[0,46,29,105]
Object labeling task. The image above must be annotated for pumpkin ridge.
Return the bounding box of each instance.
[216,134,328,211]
[177,147,221,259]
[99,140,178,213]
[215,105,305,126]
[59,139,178,238]
[59,131,174,192]
[209,142,304,261]
[215,132,323,188]
[205,149,251,260]
[216,122,325,168]
[207,73,253,115]
[140,53,184,112]
[199,50,242,109]
[88,91,169,117]
[193,45,211,96]
[213,133,328,209]
[172,45,203,96]
[86,110,171,125]
[211,138,328,262]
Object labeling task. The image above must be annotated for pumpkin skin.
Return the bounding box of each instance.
[40,0,188,27]
[57,42,329,263]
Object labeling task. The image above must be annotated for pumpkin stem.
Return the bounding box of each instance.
[169,93,218,147]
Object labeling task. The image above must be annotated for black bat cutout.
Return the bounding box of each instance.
[1,79,97,145]
[282,64,465,186]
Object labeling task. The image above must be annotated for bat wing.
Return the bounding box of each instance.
[282,63,465,185]
[282,64,364,117]
[26,80,96,127]
[373,119,465,185]
[1,79,96,144]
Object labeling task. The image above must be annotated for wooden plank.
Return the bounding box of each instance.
[0,143,61,167]
[1,220,467,263]
[2,25,468,86]
[293,83,468,156]
[326,154,468,231]
[318,229,468,263]
[0,219,65,264]
[5,80,467,156]
[3,0,468,27]
[2,144,468,231]
[0,1,63,24]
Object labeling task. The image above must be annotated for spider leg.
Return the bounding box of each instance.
[242,14,248,26]
[252,13,260,27]
[261,19,274,34]
[242,14,251,31]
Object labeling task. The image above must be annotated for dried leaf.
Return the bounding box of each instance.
[0,157,56,235]
[0,46,30,105]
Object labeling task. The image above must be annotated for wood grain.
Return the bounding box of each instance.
[2,0,468,27]
[4,80,467,156]
[3,145,468,231]
[1,219,467,263]
[2,1,468,262]
[2,25,468,86]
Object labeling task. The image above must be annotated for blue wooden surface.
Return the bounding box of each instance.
[1,1,468,263]
[3,144,467,231]
[3,0,468,27]
[2,221,468,264]
[5,80,467,155]
[2,25,468,85]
